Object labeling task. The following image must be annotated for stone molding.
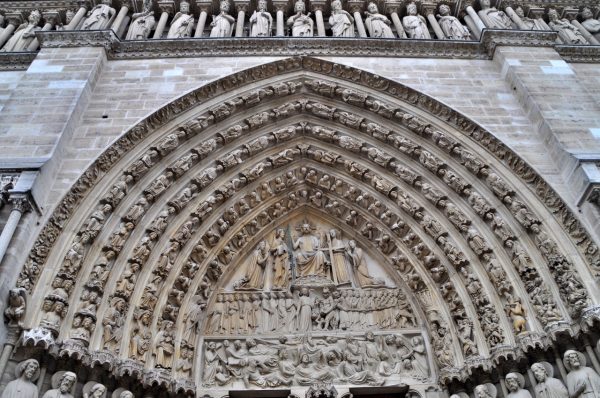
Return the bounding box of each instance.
[0,52,37,71]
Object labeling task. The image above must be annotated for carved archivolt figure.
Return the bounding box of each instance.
[403,2,430,39]
[505,372,532,398]
[234,240,269,290]
[82,0,115,30]
[249,0,273,37]
[1,10,41,52]
[365,2,394,38]
[210,0,236,37]
[293,223,327,277]
[271,229,290,289]
[167,1,194,38]
[531,362,568,398]
[287,0,313,37]
[477,0,513,29]
[125,0,156,40]
[0,359,39,398]
[563,350,600,397]
[547,9,587,45]
[329,0,354,37]
[437,5,470,40]
[581,7,600,41]
[42,371,77,398]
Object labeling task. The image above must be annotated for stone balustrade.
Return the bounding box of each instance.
[0,0,598,51]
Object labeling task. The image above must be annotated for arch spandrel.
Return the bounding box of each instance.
[9,57,600,396]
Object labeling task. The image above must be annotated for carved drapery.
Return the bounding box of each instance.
[7,57,600,395]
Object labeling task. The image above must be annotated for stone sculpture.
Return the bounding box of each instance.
[167,1,194,38]
[514,6,546,30]
[474,384,497,398]
[234,240,269,290]
[1,10,41,52]
[249,0,273,37]
[581,8,600,41]
[210,0,236,37]
[125,0,156,40]
[271,228,290,289]
[402,2,431,39]
[329,0,354,37]
[477,0,513,29]
[287,0,313,37]
[563,350,600,397]
[4,287,26,326]
[346,240,384,287]
[437,5,471,40]
[83,383,107,398]
[364,2,394,38]
[547,9,587,44]
[81,0,115,30]
[293,223,327,278]
[531,362,568,398]
[505,372,532,398]
[42,371,77,398]
[0,359,39,398]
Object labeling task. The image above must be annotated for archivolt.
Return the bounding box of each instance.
[17,57,600,389]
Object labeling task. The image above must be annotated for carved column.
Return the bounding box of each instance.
[311,0,326,36]
[273,1,286,36]
[0,196,31,266]
[385,2,406,38]
[194,1,211,37]
[464,6,485,36]
[111,0,131,34]
[27,10,61,51]
[65,0,90,29]
[348,1,367,38]
[422,5,444,39]
[0,14,23,49]
[234,1,249,37]
[153,0,174,38]
[504,6,526,29]
[0,327,21,382]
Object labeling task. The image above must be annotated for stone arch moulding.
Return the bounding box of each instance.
[7,56,600,397]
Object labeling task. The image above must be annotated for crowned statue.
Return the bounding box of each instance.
[364,2,395,38]
[210,0,236,37]
[403,2,431,39]
[249,0,273,37]
[293,223,328,278]
[126,0,156,40]
[1,10,41,52]
[167,1,194,38]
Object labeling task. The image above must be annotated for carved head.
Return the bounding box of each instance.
[406,2,417,15]
[505,373,524,392]
[59,372,77,393]
[233,339,242,349]
[474,384,495,398]
[300,352,310,364]
[301,287,309,296]
[547,8,559,21]
[581,7,594,19]
[220,0,230,12]
[101,0,112,5]
[367,2,379,13]
[332,0,342,11]
[479,0,491,9]
[28,10,42,24]
[366,331,375,341]
[258,0,267,11]
[120,391,134,398]
[301,223,311,234]
[294,0,305,13]
[563,350,584,370]
[65,9,76,23]
[90,383,107,397]
[514,6,525,18]
[348,240,357,249]
[531,362,549,382]
[438,4,451,15]
[17,359,39,381]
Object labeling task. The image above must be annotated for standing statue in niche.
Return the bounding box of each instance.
[505,372,532,398]
[580,8,600,41]
[234,240,269,290]
[547,9,587,45]
[167,1,194,38]
[293,223,328,278]
[125,0,156,40]
[531,362,568,398]
[81,0,115,30]
[249,0,273,37]
[210,0,236,37]
[477,0,513,29]
[514,6,546,30]
[42,371,77,398]
[0,10,41,52]
[437,4,471,40]
[328,229,351,285]
[287,0,313,37]
[329,0,354,37]
[0,359,39,398]
[346,240,384,287]
[364,2,395,38]
[402,2,431,39]
[271,229,290,289]
[563,350,600,397]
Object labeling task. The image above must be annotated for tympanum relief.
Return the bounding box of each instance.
[200,218,427,389]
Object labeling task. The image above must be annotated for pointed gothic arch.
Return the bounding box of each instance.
[10,57,600,396]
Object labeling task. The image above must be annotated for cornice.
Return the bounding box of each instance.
[0,52,37,71]
[33,29,560,60]
[556,44,600,63]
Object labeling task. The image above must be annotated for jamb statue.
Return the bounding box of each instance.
[531,362,568,398]
[249,0,273,37]
[81,0,116,30]
[42,371,77,398]
[364,2,395,38]
[0,359,39,398]
[210,0,236,37]
[126,0,156,40]
[477,0,513,29]
[402,2,431,39]
[580,7,600,41]
[167,1,194,38]
[563,350,600,398]
[329,0,354,37]
[505,372,532,398]
[437,4,471,40]
[287,0,313,37]
[0,10,41,52]
[547,9,587,45]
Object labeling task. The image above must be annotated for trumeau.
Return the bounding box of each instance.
[0,0,599,392]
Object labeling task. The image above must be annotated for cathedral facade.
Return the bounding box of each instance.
[0,0,599,397]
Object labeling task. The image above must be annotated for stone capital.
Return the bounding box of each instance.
[5,12,24,26]
[195,0,212,12]
[157,0,175,14]
[561,7,578,20]
[310,0,326,12]
[420,3,437,16]
[43,10,62,25]
[9,195,32,214]
[77,0,91,9]
[347,0,364,13]
[272,0,287,12]
[384,1,401,14]
[234,1,250,12]
[528,7,545,19]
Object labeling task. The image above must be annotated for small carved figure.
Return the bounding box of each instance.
[234,240,269,290]
[293,223,328,277]
[4,288,26,326]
